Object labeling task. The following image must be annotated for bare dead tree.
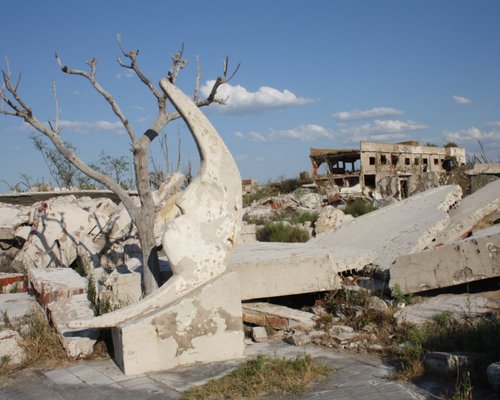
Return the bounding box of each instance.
[0,39,239,295]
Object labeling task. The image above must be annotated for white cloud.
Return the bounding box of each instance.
[233,131,245,139]
[340,119,428,135]
[442,126,500,159]
[487,121,500,128]
[58,120,125,134]
[443,127,499,142]
[332,107,404,121]
[452,95,471,105]
[336,119,428,144]
[72,90,80,96]
[269,124,335,141]
[200,81,314,114]
[247,124,334,143]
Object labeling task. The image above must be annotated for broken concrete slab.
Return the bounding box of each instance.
[28,268,87,307]
[394,290,500,325]
[47,293,99,360]
[423,351,487,377]
[0,329,25,364]
[230,185,462,300]
[0,293,40,321]
[435,179,500,245]
[0,203,31,241]
[111,271,244,375]
[242,302,316,330]
[11,196,119,271]
[390,226,500,293]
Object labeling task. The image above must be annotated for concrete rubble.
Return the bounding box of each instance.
[434,179,500,245]
[47,293,100,359]
[391,225,500,293]
[28,267,99,359]
[230,185,462,299]
[242,302,316,330]
[394,290,500,325]
[0,329,24,364]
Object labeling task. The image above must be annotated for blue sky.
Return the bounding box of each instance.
[1,0,499,188]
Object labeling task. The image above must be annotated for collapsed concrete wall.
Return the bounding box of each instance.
[391,225,500,293]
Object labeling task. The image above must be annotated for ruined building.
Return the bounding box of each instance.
[310,141,466,198]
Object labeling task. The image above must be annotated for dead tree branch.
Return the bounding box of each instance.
[55,53,138,143]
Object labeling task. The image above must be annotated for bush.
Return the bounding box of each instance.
[257,222,310,243]
[343,199,376,217]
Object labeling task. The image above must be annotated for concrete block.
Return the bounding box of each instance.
[0,329,24,364]
[111,271,244,375]
[395,290,500,325]
[423,351,487,376]
[391,227,500,293]
[242,302,316,330]
[0,293,39,321]
[28,268,87,307]
[251,326,268,343]
[47,293,99,359]
[104,269,142,304]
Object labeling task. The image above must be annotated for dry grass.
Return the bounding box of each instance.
[182,354,331,400]
[17,307,66,365]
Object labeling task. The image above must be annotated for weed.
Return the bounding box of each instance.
[256,222,310,243]
[1,310,12,329]
[17,307,66,365]
[390,315,500,383]
[451,371,473,400]
[183,354,330,400]
[391,284,413,305]
[343,199,377,217]
[96,292,132,315]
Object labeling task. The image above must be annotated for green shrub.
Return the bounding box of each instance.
[343,199,377,217]
[257,222,310,243]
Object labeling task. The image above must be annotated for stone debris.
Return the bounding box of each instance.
[0,329,24,365]
[391,225,500,293]
[251,326,268,343]
[435,179,500,245]
[394,290,500,325]
[0,292,40,321]
[487,361,500,392]
[47,293,99,359]
[366,296,389,313]
[285,332,311,346]
[314,206,353,235]
[242,302,316,330]
[29,267,88,308]
[423,351,487,377]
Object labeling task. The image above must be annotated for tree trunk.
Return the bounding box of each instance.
[133,135,161,295]
[136,212,160,295]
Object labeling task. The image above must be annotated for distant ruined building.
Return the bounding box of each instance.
[310,141,466,199]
